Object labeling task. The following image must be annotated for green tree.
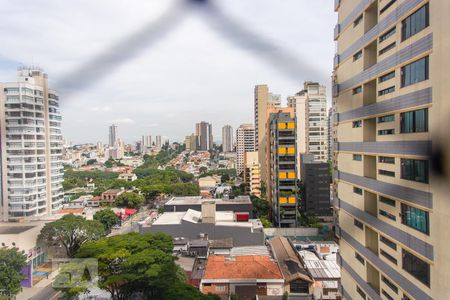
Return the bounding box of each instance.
[0,248,27,298]
[38,214,105,258]
[86,159,97,165]
[94,209,119,232]
[220,174,230,183]
[259,216,272,228]
[115,192,145,208]
[199,166,208,174]
[162,282,220,300]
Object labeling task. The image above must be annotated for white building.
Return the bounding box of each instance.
[236,124,255,177]
[221,125,233,153]
[288,81,328,164]
[108,124,117,147]
[0,68,64,221]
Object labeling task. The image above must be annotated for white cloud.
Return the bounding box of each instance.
[109,118,135,124]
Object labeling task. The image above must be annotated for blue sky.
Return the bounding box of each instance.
[0,0,336,144]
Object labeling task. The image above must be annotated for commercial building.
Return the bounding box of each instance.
[268,109,298,227]
[254,85,281,183]
[244,151,261,198]
[333,1,449,299]
[195,121,213,151]
[287,81,329,164]
[221,125,233,153]
[164,196,253,216]
[0,68,64,221]
[108,124,117,147]
[235,123,256,177]
[300,154,332,217]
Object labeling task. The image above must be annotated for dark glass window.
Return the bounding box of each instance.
[353,86,362,94]
[352,120,362,128]
[401,158,429,183]
[354,219,364,230]
[382,290,395,300]
[402,249,430,287]
[353,154,362,161]
[400,108,428,133]
[401,203,429,234]
[401,56,429,87]
[356,286,366,299]
[380,27,396,42]
[382,276,398,294]
[379,169,395,177]
[353,50,363,61]
[378,115,395,123]
[378,129,395,135]
[379,42,396,55]
[354,14,363,27]
[379,196,396,207]
[379,71,395,83]
[378,86,395,96]
[381,249,398,264]
[402,4,429,41]
[380,0,397,15]
[355,252,365,265]
[353,187,363,195]
[380,209,396,221]
[380,236,397,250]
[379,156,395,164]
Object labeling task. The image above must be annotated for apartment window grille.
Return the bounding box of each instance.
[353,154,362,161]
[401,4,429,41]
[382,276,398,294]
[401,56,429,87]
[356,286,366,299]
[379,209,396,221]
[401,158,429,183]
[400,108,428,133]
[379,42,396,55]
[382,289,395,300]
[355,252,365,265]
[379,196,396,207]
[379,169,395,177]
[353,187,363,195]
[378,129,395,135]
[401,203,429,234]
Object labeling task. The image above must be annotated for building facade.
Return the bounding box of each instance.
[287,81,328,164]
[268,109,298,227]
[244,151,261,198]
[0,68,64,221]
[196,121,213,151]
[333,0,450,299]
[155,135,162,148]
[236,124,255,177]
[108,124,117,147]
[221,125,233,153]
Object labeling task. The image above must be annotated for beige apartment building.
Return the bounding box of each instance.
[236,124,255,177]
[333,0,450,299]
[244,151,261,198]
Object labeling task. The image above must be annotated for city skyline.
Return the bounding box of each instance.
[0,0,335,144]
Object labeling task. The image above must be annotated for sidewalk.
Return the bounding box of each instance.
[17,269,59,300]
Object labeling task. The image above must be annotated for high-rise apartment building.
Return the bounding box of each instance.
[244,151,261,198]
[221,125,233,153]
[195,121,213,151]
[287,81,328,164]
[267,109,297,228]
[185,134,198,152]
[236,124,255,177]
[328,108,334,162]
[155,135,162,148]
[333,1,449,299]
[254,85,281,183]
[0,68,64,221]
[109,124,117,147]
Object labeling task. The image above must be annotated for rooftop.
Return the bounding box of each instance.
[165,196,251,206]
[202,255,283,280]
[0,226,35,235]
[303,260,340,279]
[152,209,246,226]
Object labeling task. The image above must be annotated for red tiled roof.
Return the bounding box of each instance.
[59,208,84,214]
[203,255,283,280]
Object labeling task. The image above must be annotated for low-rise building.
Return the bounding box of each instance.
[118,173,137,182]
[198,176,219,189]
[163,196,253,216]
[200,255,285,298]
[101,189,125,201]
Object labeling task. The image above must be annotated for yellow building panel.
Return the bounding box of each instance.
[279,172,287,179]
[278,147,286,155]
[280,197,287,203]
[287,147,295,154]
[278,123,286,129]
[287,122,295,129]
[288,171,296,179]
[288,197,296,204]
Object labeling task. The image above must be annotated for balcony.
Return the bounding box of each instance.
[334,0,341,11]
[334,24,340,40]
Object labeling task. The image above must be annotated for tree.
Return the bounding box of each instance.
[38,214,105,258]
[162,282,220,300]
[94,209,119,232]
[86,159,97,165]
[115,192,145,208]
[0,248,27,298]
[259,216,272,228]
[199,166,208,174]
[220,173,230,183]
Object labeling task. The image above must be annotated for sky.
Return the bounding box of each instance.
[0,0,336,144]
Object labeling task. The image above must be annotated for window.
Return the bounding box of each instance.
[401,158,429,183]
[379,196,396,207]
[379,156,395,164]
[380,0,397,15]
[379,71,395,83]
[382,276,398,294]
[379,42,396,55]
[402,4,429,41]
[401,56,429,87]
[380,236,397,250]
[401,203,429,234]
[215,285,226,292]
[381,249,398,264]
[379,169,395,177]
[354,219,364,230]
[353,50,362,61]
[378,115,395,123]
[354,14,363,27]
[402,249,430,287]
[352,86,362,94]
[378,129,395,135]
[400,108,428,133]
[380,209,396,221]
[352,120,362,128]
[353,187,363,195]
[355,252,365,265]
[203,283,211,287]
[382,289,395,300]
[353,154,362,161]
[380,27,396,42]
[378,86,395,96]
[356,286,366,299]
